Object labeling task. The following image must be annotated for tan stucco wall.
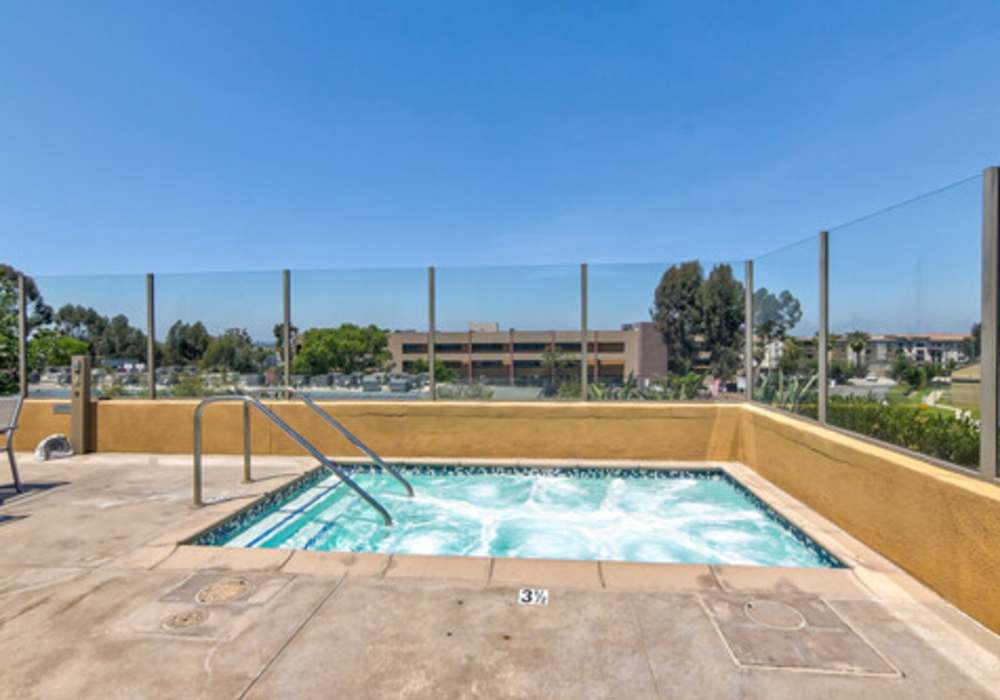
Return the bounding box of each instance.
[17,399,742,462]
[739,404,1000,635]
[11,400,72,451]
[12,397,1000,634]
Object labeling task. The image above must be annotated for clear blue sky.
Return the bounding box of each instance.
[4,2,998,337]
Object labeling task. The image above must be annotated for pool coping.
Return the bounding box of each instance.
[138,457,930,600]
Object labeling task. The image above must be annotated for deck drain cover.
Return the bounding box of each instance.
[701,592,899,675]
[745,600,805,630]
[196,577,252,604]
[162,609,207,630]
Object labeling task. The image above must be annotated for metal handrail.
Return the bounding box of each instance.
[192,395,393,526]
[252,386,414,497]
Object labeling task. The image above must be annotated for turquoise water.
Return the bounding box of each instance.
[206,467,838,568]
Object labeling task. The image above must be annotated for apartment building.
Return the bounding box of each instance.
[762,332,972,373]
[866,333,970,366]
[388,322,668,385]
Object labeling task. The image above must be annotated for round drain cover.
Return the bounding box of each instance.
[744,600,806,630]
[196,577,252,604]
[162,609,207,630]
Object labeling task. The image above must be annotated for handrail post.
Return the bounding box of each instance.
[242,400,252,483]
[818,232,829,423]
[744,260,754,401]
[262,386,414,496]
[191,395,394,524]
[980,166,999,480]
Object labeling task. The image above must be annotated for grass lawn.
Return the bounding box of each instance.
[885,384,967,420]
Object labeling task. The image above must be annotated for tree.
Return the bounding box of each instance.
[0,281,17,394]
[890,354,926,389]
[541,347,574,389]
[651,261,704,375]
[753,288,802,341]
[273,322,299,355]
[201,328,264,373]
[409,357,458,383]
[164,321,210,366]
[777,337,806,376]
[96,314,146,360]
[829,358,851,385]
[27,329,90,371]
[53,305,146,360]
[698,264,744,380]
[651,261,757,381]
[846,331,870,368]
[0,265,52,393]
[964,323,981,361]
[55,304,108,342]
[0,264,53,331]
[291,324,389,375]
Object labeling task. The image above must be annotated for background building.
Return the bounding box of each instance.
[866,333,969,366]
[388,322,668,385]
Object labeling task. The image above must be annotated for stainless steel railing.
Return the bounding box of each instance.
[252,386,414,497]
[192,395,393,526]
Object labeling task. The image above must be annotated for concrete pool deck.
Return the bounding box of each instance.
[0,453,997,698]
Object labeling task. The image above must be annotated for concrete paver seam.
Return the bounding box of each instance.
[236,574,347,700]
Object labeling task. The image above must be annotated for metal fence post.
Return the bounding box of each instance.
[744,261,753,401]
[428,266,436,400]
[580,263,588,401]
[818,232,829,423]
[146,273,156,399]
[980,166,999,479]
[16,274,27,398]
[283,269,291,396]
[242,400,252,483]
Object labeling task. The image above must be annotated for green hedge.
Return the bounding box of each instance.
[826,397,979,468]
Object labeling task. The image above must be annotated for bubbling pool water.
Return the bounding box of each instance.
[216,467,838,568]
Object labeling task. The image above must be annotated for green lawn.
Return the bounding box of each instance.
[884,384,965,420]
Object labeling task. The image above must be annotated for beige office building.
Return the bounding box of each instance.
[388,322,668,384]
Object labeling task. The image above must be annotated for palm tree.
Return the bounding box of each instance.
[846,331,870,368]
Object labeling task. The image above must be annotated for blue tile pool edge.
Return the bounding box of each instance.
[186,464,845,569]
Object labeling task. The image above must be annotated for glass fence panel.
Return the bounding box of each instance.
[589,260,746,401]
[829,176,981,470]
[290,267,427,400]
[1,269,31,396]
[752,237,820,417]
[436,264,579,400]
[27,273,148,399]
[155,270,282,397]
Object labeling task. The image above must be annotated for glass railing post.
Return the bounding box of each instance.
[428,266,436,400]
[580,263,588,401]
[427,265,437,401]
[146,273,156,399]
[242,399,252,483]
[744,260,753,401]
[981,166,999,479]
[17,273,27,398]
[818,232,829,423]
[283,269,292,397]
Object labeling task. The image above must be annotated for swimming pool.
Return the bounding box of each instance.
[193,465,841,568]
